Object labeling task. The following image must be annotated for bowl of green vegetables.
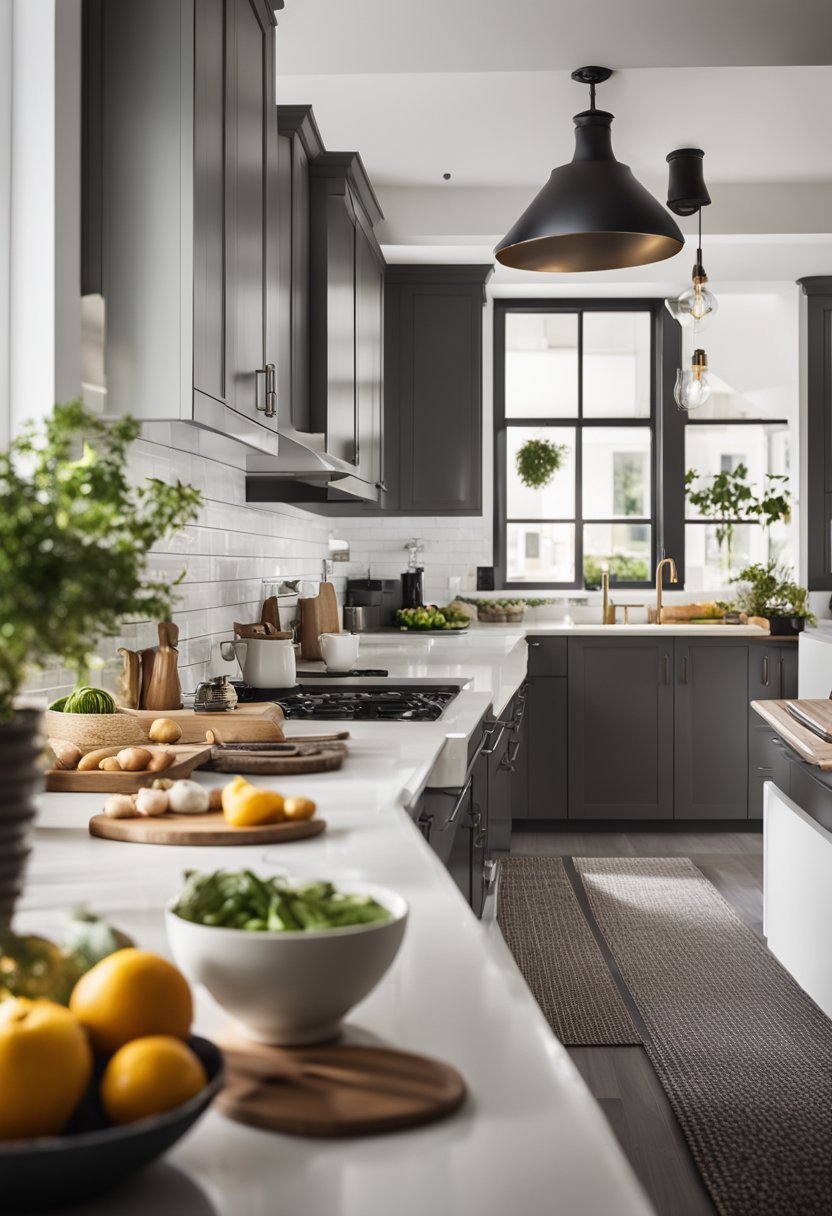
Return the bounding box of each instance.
[166,870,408,1045]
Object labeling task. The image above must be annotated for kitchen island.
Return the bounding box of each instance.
[20,632,656,1216]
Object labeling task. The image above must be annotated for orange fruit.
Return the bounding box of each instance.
[69,948,192,1055]
[0,998,92,1139]
[100,1035,206,1125]
[282,796,316,821]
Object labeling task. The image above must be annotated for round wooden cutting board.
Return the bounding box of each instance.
[88,812,326,846]
[215,1031,467,1138]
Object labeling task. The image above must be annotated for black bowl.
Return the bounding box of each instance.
[0,1036,223,1211]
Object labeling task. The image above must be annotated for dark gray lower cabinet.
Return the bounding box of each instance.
[524,676,569,819]
[748,641,798,820]
[568,638,674,820]
[674,641,750,819]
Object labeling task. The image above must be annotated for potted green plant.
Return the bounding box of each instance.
[0,402,201,921]
[685,465,791,573]
[515,438,567,490]
[730,561,816,635]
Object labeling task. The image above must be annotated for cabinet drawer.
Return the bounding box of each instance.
[526,637,568,677]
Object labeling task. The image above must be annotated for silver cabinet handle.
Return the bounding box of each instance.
[448,776,472,824]
[471,806,486,849]
[482,720,511,756]
[375,480,388,492]
[528,641,541,648]
[417,812,434,843]
[255,363,276,418]
[762,655,770,687]
[499,737,521,772]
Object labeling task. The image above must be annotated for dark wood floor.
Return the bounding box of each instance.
[510,828,765,1216]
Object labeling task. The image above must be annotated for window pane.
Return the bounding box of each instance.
[507,427,575,519]
[685,522,773,587]
[505,313,578,418]
[582,427,651,519]
[583,312,651,418]
[583,523,652,588]
[507,523,575,583]
[685,424,791,519]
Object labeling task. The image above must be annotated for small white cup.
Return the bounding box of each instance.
[319,632,360,672]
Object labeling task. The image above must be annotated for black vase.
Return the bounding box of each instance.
[0,707,43,925]
[767,615,805,637]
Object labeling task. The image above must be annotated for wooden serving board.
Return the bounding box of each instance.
[752,699,832,770]
[121,704,285,744]
[46,745,212,792]
[215,1031,466,1138]
[89,811,326,846]
[205,742,347,776]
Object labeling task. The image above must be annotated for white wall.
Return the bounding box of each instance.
[0,0,12,447]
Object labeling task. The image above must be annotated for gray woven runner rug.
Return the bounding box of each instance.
[499,855,832,1216]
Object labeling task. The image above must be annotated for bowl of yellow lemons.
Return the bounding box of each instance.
[0,948,223,1210]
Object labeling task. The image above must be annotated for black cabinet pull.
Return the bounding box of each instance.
[681,655,689,685]
[663,654,670,685]
[763,655,769,687]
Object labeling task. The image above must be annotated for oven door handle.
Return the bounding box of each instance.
[481,720,511,757]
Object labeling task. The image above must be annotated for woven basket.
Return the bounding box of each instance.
[44,709,149,749]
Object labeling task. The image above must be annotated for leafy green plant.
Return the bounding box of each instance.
[583,555,650,590]
[0,401,202,719]
[684,465,791,570]
[515,438,567,490]
[729,561,816,624]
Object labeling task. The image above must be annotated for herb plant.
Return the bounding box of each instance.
[0,401,202,719]
[729,561,816,624]
[515,438,567,490]
[684,465,791,570]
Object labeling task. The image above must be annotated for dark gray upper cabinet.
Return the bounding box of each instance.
[92,0,280,452]
[378,266,493,515]
[568,637,674,820]
[276,106,322,435]
[309,152,385,483]
[674,640,749,819]
[798,276,832,589]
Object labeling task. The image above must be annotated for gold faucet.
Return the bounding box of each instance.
[655,557,678,624]
[601,570,616,624]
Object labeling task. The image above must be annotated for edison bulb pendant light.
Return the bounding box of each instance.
[674,349,712,411]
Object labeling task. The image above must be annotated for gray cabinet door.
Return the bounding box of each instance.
[508,686,529,829]
[748,642,797,820]
[525,677,568,819]
[674,640,749,819]
[398,284,483,512]
[486,716,514,853]
[276,119,312,432]
[354,221,384,487]
[568,638,674,820]
[227,0,279,428]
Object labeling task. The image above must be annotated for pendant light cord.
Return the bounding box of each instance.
[697,207,702,266]
[589,81,597,112]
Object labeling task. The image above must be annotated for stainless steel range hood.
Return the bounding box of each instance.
[245,430,377,504]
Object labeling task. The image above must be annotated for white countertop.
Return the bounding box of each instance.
[20,635,655,1216]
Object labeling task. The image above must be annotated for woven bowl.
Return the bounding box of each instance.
[44,709,149,749]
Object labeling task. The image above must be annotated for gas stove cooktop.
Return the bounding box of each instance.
[232,681,462,722]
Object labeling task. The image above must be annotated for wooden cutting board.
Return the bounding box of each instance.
[121,704,285,744]
[88,811,326,846]
[752,699,832,770]
[299,583,340,660]
[205,742,347,775]
[215,1031,467,1138]
[46,745,212,792]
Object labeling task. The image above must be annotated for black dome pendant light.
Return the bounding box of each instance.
[495,67,685,273]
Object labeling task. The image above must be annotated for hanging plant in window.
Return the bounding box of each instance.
[515,438,567,490]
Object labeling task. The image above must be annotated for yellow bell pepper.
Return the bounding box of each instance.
[221,776,285,828]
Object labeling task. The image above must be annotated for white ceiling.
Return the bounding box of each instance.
[276,2,832,280]
[277,0,832,73]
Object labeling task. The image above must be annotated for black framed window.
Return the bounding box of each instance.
[494,300,669,590]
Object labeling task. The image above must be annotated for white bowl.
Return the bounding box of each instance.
[165,881,408,1045]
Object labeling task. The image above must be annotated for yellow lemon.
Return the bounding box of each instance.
[101,1035,206,1125]
[222,777,284,827]
[69,949,192,1055]
[0,998,92,1140]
